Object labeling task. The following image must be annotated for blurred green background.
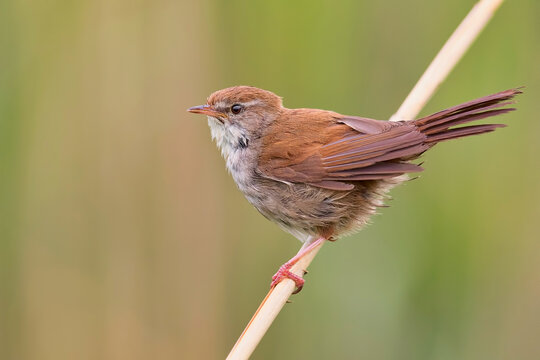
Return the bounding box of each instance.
[1,0,539,359]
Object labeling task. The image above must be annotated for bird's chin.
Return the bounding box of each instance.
[207,116,224,125]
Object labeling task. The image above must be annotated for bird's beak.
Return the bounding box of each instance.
[187,104,226,119]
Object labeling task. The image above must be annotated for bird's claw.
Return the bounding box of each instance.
[270,262,305,294]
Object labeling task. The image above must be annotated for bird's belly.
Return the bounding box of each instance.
[241,177,402,242]
[243,183,335,242]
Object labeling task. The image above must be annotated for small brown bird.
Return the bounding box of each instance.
[188,86,520,293]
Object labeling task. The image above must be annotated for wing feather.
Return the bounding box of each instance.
[258,89,519,190]
[258,111,424,189]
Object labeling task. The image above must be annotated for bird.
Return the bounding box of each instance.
[188,86,520,293]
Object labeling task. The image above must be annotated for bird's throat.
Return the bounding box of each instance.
[207,116,255,188]
[207,117,249,159]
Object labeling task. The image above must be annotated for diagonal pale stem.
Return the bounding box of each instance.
[227,239,323,360]
[226,1,505,359]
[389,0,504,122]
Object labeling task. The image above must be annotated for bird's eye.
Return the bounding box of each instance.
[231,104,243,114]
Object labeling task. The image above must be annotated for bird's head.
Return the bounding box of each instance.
[188,86,283,153]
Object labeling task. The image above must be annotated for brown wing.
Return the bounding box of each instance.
[258,109,426,191]
[258,89,520,191]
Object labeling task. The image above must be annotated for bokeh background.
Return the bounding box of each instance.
[1,0,539,359]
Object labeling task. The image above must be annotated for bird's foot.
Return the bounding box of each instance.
[269,236,327,294]
[270,262,305,294]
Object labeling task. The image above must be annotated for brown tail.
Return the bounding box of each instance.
[414,88,522,144]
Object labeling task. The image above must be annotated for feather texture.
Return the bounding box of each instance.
[258,88,521,190]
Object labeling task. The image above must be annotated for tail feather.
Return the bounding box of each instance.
[425,123,506,143]
[420,104,515,134]
[414,88,521,144]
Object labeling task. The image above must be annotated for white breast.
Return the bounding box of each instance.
[207,117,254,189]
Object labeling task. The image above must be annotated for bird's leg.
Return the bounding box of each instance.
[270,236,326,294]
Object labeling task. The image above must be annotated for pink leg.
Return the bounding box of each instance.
[270,237,326,294]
